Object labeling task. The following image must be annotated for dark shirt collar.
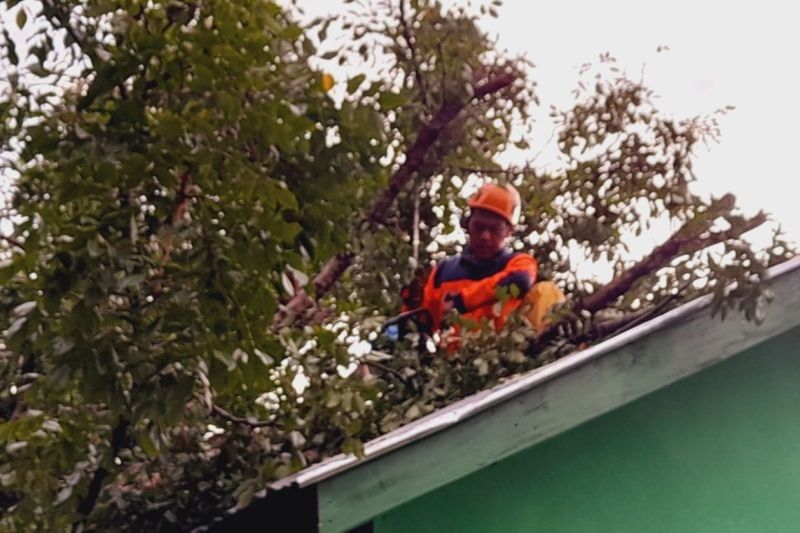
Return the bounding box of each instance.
[461,248,511,266]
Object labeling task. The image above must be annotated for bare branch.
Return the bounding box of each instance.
[313,251,355,297]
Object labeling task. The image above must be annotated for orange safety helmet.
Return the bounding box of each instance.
[467,183,521,226]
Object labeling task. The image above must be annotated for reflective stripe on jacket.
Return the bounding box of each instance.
[421,250,538,332]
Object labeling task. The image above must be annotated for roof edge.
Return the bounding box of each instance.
[272,255,800,490]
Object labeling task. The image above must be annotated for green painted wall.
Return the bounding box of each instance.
[374,326,800,533]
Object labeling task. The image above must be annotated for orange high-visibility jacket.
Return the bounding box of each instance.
[421,250,538,332]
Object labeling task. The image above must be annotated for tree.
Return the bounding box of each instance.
[0,0,792,530]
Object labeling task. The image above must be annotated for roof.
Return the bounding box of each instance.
[232,256,800,532]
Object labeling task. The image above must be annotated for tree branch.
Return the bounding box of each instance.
[363,361,416,389]
[272,73,516,329]
[195,393,274,428]
[0,235,25,251]
[576,207,766,314]
[528,205,768,355]
[157,171,192,268]
[165,172,193,227]
[366,72,515,226]
[589,279,692,339]
[73,417,129,529]
[411,181,421,263]
[312,251,355,297]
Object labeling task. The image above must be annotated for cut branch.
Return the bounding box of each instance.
[272,73,516,329]
[313,251,355,297]
[529,206,768,355]
[366,72,514,227]
[577,209,767,314]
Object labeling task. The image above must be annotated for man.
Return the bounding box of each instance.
[420,182,556,337]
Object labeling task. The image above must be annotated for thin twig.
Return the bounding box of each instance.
[411,181,420,263]
[364,361,415,388]
[456,165,536,176]
[73,418,129,529]
[41,1,94,62]
[398,0,429,107]
[195,393,274,428]
[437,39,447,104]
[605,280,692,338]
[529,128,557,165]
[0,235,25,251]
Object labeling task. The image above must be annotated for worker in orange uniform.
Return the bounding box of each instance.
[420,182,564,340]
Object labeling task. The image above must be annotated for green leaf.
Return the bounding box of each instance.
[347,74,366,94]
[16,8,27,29]
[87,238,104,258]
[273,185,298,210]
[213,350,237,371]
[234,480,257,510]
[324,392,340,408]
[341,437,364,457]
[378,91,405,110]
[0,254,25,284]
[155,113,184,138]
[263,13,283,34]
[282,24,303,40]
[28,63,50,78]
[137,429,159,458]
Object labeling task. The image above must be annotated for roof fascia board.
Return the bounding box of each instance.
[311,256,800,531]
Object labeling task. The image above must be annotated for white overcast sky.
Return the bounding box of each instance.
[299,0,800,250]
[1,1,796,257]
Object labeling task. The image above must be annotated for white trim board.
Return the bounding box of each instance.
[304,256,800,532]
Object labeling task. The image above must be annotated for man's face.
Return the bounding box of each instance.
[466,209,512,260]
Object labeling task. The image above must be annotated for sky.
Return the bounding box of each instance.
[1,1,796,265]
[299,0,800,252]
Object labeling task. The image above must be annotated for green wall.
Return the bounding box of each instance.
[374,326,800,533]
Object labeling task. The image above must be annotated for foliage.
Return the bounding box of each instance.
[0,0,793,530]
